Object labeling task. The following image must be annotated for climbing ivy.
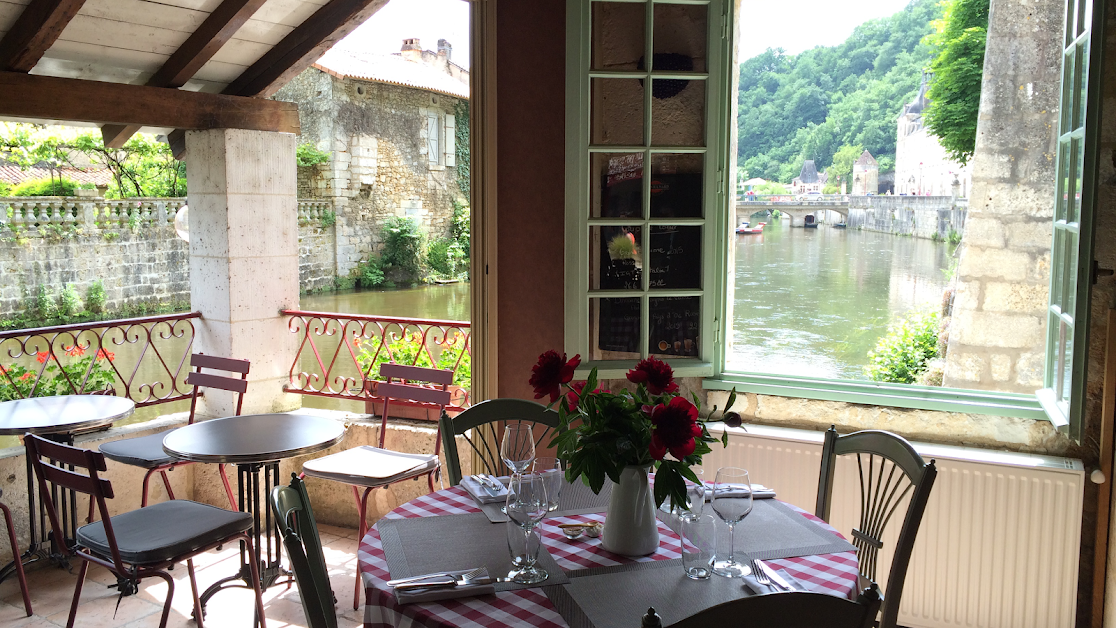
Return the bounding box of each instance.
[454,100,470,198]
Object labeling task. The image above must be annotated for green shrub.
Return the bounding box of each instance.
[426,237,466,279]
[34,285,58,320]
[87,280,106,314]
[947,228,962,245]
[296,144,331,167]
[11,177,78,197]
[355,255,386,288]
[0,349,117,401]
[355,329,470,389]
[863,309,941,384]
[381,217,425,279]
[320,209,336,228]
[0,181,9,195]
[59,284,83,320]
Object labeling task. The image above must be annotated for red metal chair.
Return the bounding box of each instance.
[99,353,246,509]
[301,363,452,609]
[0,488,32,617]
[25,434,267,628]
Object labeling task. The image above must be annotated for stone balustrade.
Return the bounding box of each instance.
[296,199,333,225]
[0,196,186,234]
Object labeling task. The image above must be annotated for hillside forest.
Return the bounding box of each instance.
[736,0,944,186]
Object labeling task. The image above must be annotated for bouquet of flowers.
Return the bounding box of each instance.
[529,350,737,510]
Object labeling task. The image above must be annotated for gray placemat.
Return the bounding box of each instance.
[376,512,571,592]
[729,499,855,560]
[470,477,614,523]
[547,559,754,628]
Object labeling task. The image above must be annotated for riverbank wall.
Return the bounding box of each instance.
[846,195,968,240]
[0,197,355,318]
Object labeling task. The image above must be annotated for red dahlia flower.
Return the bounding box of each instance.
[626,356,678,395]
[648,397,702,461]
[529,350,581,403]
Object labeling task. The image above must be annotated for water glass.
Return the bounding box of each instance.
[506,521,541,570]
[681,469,705,518]
[680,514,716,580]
[505,473,549,584]
[711,467,753,578]
[533,456,563,512]
[501,423,536,476]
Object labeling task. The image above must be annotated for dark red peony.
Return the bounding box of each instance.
[626,356,678,395]
[648,397,702,460]
[565,380,607,410]
[529,351,581,403]
[722,412,743,428]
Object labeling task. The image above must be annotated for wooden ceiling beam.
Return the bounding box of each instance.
[223,0,390,98]
[0,0,87,72]
[101,0,269,149]
[0,71,299,134]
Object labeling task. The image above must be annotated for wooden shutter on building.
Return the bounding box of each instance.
[445,114,456,167]
[427,113,440,163]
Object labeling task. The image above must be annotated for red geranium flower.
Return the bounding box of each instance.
[18,372,34,381]
[529,351,581,403]
[66,345,86,357]
[95,349,115,361]
[565,380,608,411]
[35,351,49,363]
[648,397,702,461]
[626,356,678,395]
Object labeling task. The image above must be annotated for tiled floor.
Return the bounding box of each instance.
[0,525,365,628]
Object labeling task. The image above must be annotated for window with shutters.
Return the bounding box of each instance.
[426,112,441,165]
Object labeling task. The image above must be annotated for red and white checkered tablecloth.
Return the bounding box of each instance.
[358,486,860,628]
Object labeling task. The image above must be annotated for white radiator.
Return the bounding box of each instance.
[700,424,1084,628]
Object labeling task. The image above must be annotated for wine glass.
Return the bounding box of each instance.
[501,423,536,476]
[505,473,549,584]
[533,456,563,512]
[711,467,753,578]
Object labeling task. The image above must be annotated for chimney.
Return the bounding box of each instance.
[401,38,422,63]
[437,39,452,60]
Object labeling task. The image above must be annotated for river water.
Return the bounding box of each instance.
[728,216,954,380]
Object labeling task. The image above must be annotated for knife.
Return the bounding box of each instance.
[756,560,793,592]
[393,577,458,591]
[471,474,499,497]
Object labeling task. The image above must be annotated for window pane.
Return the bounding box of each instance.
[653,3,707,73]
[650,153,703,218]
[1059,320,1073,405]
[651,79,705,146]
[591,297,642,360]
[593,153,644,218]
[591,225,643,290]
[1076,40,1089,129]
[650,297,700,358]
[1072,137,1084,224]
[592,78,646,146]
[1051,228,1067,309]
[649,226,702,289]
[1065,229,1079,316]
[1056,140,1072,221]
[592,2,645,71]
[1061,48,1075,132]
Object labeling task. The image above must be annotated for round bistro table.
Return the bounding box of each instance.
[0,395,135,584]
[163,413,346,611]
[357,485,861,628]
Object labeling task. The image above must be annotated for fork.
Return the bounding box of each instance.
[751,560,779,591]
[387,566,486,587]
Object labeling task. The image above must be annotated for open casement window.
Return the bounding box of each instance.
[1038,0,1104,440]
[565,0,732,378]
[426,112,441,165]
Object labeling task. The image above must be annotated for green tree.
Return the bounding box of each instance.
[824,144,864,193]
[923,0,989,165]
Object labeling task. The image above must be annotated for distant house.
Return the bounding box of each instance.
[851,150,879,195]
[0,161,112,190]
[895,75,971,197]
[791,160,826,195]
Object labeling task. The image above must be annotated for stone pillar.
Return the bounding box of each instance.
[184,129,301,417]
[942,0,1064,392]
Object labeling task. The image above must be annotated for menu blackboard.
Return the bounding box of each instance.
[649,297,700,357]
[649,226,701,290]
[596,298,641,354]
[597,226,643,290]
[650,172,703,218]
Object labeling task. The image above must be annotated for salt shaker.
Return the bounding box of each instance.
[640,607,663,628]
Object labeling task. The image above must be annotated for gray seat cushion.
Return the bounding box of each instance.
[99,431,177,468]
[77,500,251,565]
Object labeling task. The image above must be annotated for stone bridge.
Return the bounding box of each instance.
[737,200,849,227]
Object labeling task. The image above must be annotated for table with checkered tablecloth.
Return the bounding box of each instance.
[358,485,860,628]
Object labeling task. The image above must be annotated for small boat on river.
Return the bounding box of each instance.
[803,215,819,229]
[736,221,766,234]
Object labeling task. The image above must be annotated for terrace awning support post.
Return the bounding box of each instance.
[184,129,301,418]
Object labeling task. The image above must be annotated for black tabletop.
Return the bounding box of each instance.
[0,395,135,436]
[162,413,347,464]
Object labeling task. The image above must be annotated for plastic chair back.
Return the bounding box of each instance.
[271,474,336,628]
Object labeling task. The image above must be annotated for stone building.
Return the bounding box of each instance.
[851,150,878,195]
[895,75,972,197]
[274,39,468,279]
[791,159,826,194]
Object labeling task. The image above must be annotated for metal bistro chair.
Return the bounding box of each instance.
[438,398,559,487]
[271,474,336,628]
[815,425,937,628]
[25,433,267,628]
[0,488,32,616]
[667,584,882,628]
[301,362,452,609]
[100,353,247,509]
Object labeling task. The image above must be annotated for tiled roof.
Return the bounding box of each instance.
[798,160,821,184]
[855,150,878,167]
[313,48,469,99]
[0,163,113,186]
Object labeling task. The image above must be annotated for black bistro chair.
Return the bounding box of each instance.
[437,398,560,487]
[668,584,882,628]
[815,425,937,628]
[271,474,336,628]
[25,433,267,628]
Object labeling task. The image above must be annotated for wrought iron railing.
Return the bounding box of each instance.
[283,310,471,411]
[0,312,201,406]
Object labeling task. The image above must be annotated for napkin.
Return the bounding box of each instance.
[744,567,807,595]
[393,568,496,605]
[461,474,509,504]
[703,483,777,500]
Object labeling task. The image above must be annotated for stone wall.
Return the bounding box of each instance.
[846,195,967,240]
[275,68,467,279]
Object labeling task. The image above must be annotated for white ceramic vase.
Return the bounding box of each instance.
[600,465,660,556]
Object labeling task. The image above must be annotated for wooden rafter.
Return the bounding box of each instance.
[100,0,269,149]
[0,0,87,72]
[223,0,390,98]
[0,71,299,134]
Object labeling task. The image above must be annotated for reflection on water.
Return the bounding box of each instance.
[728,218,953,380]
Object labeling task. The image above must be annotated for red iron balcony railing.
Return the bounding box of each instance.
[0,312,201,406]
[283,310,471,412]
